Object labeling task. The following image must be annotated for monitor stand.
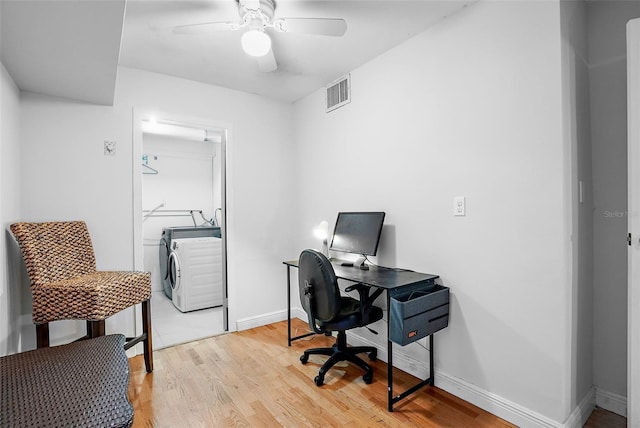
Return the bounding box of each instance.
[354,256,369,270]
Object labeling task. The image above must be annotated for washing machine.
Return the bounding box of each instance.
[169,237,223,313]
[159,226,221,299]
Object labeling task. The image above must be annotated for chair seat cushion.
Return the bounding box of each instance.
[0,334,133,428]
[319,296,384,331]
[31,271,151,323]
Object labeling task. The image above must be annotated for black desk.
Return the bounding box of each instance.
[283,259,440,412]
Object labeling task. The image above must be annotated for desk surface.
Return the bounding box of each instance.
[283,259,438,290]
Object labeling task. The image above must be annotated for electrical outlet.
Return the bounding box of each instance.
[454,196,465,216]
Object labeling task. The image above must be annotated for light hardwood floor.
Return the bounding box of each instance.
[128,318,515,427]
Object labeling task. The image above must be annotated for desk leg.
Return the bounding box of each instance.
[387,292,394,411]
[287,265,292,346]
[429,334,434,386]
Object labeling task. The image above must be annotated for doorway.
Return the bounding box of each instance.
[132,110,229,350]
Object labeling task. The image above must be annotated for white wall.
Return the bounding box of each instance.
[588,0,640,410]
[17,66,297,349]
[293,1,571,424]
[0,62,23,355]
[561,0,594,419]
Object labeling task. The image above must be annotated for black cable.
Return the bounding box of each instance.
[363,255,375,265]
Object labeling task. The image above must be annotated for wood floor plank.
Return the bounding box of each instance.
[583,407,626,428]
[128,319,516,427]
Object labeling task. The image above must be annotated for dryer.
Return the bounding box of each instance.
[159,226,221,299]
[169,237,223,313]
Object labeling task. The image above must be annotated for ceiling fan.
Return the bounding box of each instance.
[173,0,347,73]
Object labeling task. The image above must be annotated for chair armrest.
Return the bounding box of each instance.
[345,283,368,294]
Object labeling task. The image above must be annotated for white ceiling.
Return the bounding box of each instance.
[0,0,126,105]
[1,1,472,105]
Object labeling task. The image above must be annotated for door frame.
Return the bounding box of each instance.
[131,108,235,341]
[627,17,640,427]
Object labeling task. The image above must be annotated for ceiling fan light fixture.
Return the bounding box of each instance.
[241,29,271,57]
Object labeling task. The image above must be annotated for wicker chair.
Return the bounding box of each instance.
[10,221,153,372]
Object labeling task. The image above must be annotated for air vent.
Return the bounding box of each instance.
[326,74,351,112]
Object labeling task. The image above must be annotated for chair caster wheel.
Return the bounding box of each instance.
[368,350,377,361]
[314,375,324,386]
[363,372,373,384]
[300,354,308,364]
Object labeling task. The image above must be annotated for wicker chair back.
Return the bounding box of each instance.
[10,221,97,287]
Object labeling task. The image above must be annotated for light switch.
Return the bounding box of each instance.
[454,196,465,216]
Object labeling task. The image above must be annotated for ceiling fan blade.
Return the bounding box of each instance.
[173,21,238,35]
[257,48,277,73]
[276,18,347,37]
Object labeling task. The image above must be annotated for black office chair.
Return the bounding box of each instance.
[298,249,384,386]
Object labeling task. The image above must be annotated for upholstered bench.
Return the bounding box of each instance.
[0,334,134,428]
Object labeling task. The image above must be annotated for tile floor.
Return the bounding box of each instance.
[150,290,225,350]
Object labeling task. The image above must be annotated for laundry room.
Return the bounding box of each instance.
[140,121,225,349]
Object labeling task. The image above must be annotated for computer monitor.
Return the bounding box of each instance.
[329,212,385,257]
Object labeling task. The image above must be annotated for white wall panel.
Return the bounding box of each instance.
[293,1,570,424]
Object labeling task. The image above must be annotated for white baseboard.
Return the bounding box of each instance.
[563,387,596,428]
[345,329,557,427]
[290,307,307,321]
[235,309,289,331]
[347,330,589,428]
[595,387,627,417]
[436,370,565,428]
